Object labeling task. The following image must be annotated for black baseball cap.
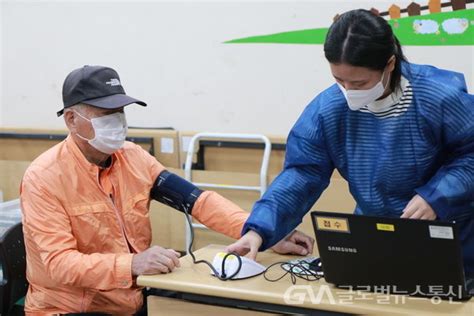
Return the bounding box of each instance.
[57,65,146,116]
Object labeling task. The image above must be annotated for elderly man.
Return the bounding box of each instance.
[20,65,314,315]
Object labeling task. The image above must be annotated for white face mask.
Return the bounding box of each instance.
[74,110,128,155]
[337,69,390,111]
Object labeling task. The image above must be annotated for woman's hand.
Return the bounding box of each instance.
[225,230,263,260]
[226,230,315,261]
[401,194,437,220]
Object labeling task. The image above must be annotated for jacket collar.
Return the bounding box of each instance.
[65,134,116,174]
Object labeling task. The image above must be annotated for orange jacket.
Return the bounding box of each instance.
[20,135,248,315]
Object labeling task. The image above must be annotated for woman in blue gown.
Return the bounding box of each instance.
[228,9,474,279]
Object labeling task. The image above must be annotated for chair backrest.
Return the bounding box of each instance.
[0,222,28,315]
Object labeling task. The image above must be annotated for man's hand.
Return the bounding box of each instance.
[225,230,263,261]
[271,230,314,256]
[401,194,437,220]
[131,245,181,276]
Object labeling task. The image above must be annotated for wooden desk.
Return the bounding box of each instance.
[138,245,473,315]
[147,296,277,315]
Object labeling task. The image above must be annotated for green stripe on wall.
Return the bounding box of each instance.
[225,9,473,46]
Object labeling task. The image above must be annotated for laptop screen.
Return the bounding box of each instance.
[310,211,469,300]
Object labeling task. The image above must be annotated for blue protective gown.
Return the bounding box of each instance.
[243,62,474,277]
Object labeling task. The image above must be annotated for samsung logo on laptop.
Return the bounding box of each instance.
[328,246,358,253]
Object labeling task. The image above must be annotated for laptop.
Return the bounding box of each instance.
[310,211,473,300]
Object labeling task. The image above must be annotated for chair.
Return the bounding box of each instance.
[0,223,28,315]
[183,132,272,252]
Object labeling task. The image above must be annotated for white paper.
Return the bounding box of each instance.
[160,137,174,154]
[181,136,193,152]
[429,225,454,240]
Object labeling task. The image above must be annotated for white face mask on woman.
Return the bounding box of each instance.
[337,68,390,111]
[74,110,128,155]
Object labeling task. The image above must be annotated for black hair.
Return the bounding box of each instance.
[324,9,407,92]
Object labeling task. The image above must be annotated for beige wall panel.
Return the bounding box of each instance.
[0,160,31,200]
[0,128,177,167]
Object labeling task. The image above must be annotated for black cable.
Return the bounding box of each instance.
[182,203,242,280]
[181,203,322,284]
[264,260,323,285]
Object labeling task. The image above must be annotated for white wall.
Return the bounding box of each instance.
[1,0,473,136]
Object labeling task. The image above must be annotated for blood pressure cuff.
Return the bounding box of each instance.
[150,170,203,214]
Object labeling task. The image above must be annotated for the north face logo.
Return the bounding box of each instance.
[106,78,121,86]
